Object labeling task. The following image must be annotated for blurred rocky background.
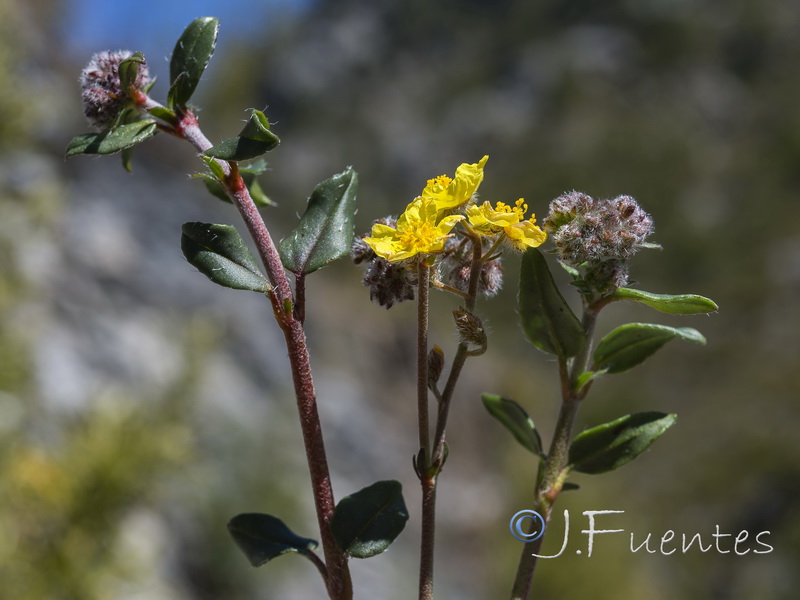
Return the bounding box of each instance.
[1,0,799,598]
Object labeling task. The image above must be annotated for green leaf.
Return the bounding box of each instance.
[118,51,146,91]
[331,480,409,559]
[147,105,177,124]
[200,155,227,180]
[203,110,281,161]
[227,513,318,567]
[519,248,585,358]
[481,393,543,457]
[569,412,677,474]
[613,288,719,314]
[593,323,706,374]
[180,222,270,292]
[559,261,581,280]
[575,370,605,392]
[121,146,134,173]
[195,160,275,207]
[279,167,358,275]
[168,16,219,110]
[65,120,158,157]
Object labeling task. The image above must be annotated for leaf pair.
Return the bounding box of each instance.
[519,248,716,377]
[482,394,677,475]
[228,480,408,568]
[181,168,358,292]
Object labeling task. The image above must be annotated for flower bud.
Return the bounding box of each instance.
[350,235,375,265]
[361,257,417,308]
[440,237,505,298]
[477,259,504,297]
[544,192,653,267]
[80,50,153,130]
[544,191,654,294]
[452,307,487,354]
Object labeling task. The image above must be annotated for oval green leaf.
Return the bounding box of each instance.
[593,323,706,374]
[227,513,318,567]
[331,480,409,559]
[181,222,270,292]
[519,248,585,358]
[168,16,219,110]
[613,288,719,314]
[279,167,358,275]
[203,110,281,161]
[481,393,543,457]
[569,412,677,474]
[65,120,158,157]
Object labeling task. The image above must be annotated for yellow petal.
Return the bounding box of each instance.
[506,220,548,250]
[466,201,521,234]
[365,197,464,261]
[422,155,489,211]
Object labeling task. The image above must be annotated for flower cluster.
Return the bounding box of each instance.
[544,191,654,293]
[80,50,152,130]
[354,156,546,307]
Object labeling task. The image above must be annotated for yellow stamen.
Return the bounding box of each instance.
[399,222,439,252]
[426,175,452,189]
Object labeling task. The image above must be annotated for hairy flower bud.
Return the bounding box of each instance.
[544,191,653,266]
[361,258,417,308]
[544,191,654,293]
[439,237,504,298]
[445,258,504,298]
[80,50,152,130]
[350,235,375,265]
[452,307,487,354]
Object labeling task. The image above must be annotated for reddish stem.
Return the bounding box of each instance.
[166,107,351,599]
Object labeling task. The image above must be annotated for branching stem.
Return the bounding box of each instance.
[152,104,351,600]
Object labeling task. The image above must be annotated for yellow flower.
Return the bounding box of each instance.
[365,196,465,262]
[466,198,547,250]
[421,155,489,211]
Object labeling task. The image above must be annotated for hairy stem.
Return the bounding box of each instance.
[509,384,579,600]
[509,305,599,600]
[170,109,351,599]
[419,234,484,600]
[417,260,431,455]
[418,475,437,600]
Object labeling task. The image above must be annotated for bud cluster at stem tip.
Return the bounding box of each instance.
[543,191,655,293]
[80,50,153,130]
